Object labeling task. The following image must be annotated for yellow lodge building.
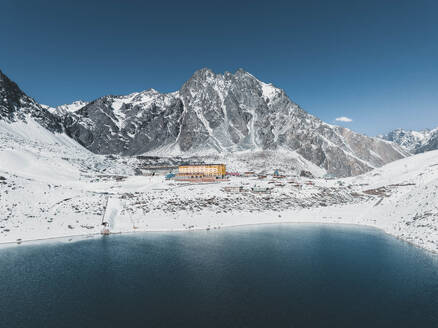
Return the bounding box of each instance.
[178,164,226,177]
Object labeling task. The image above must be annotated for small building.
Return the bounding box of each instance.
[165,173,176,180]
[251,186,272,194]
[178,164,226,177]
[175,164,227,182]
[222,186,244,193]
[273,169,286,179]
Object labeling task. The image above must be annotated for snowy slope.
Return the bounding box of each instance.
[0,119,436,253]
[343,150,438,251]
[0,119,135,180]
[351,149,438,187]
[0,116,140,242]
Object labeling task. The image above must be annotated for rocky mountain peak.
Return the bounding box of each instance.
[234,67,252,77]
[186,67,216,82]
[62,68,407,176]
[0,70,62,132]
[0,69,27,120]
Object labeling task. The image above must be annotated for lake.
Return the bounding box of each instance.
[0,224,437,327]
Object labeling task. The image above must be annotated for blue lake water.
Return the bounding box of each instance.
[0,224,437,327]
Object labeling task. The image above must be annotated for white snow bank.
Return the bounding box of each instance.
[0,148,80,182]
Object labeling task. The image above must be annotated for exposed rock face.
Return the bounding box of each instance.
[0,69,62,132]
[63,68,407,177]
[379,128,438,154]
[64,90,184,155]
[417,132,438,153]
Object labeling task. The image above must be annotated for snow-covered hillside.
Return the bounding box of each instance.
[345,150,438,251]
[1,118,437,253]
[0,117,138,242]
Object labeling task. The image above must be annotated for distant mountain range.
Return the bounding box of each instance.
[42,100,89,116]
[0,68,408,177]
[378,128,438,154]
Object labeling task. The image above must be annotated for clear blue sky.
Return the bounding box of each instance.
[1,0,437,135]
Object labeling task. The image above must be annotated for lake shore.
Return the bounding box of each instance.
[1,204,437,255]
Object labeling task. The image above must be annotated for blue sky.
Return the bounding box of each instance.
[1,0,437,135]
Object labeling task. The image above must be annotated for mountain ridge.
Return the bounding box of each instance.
[378,127,438,154]
[0,67,408,177]
[63,68,407,176]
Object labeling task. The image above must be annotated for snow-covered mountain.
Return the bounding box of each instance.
[0,68,437,252]
[378,128,429,152]
[0,69,62,133]
[42,100,89,117]
[418,130,438,153]
[379,127,438,154]
[64,68,407,177]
